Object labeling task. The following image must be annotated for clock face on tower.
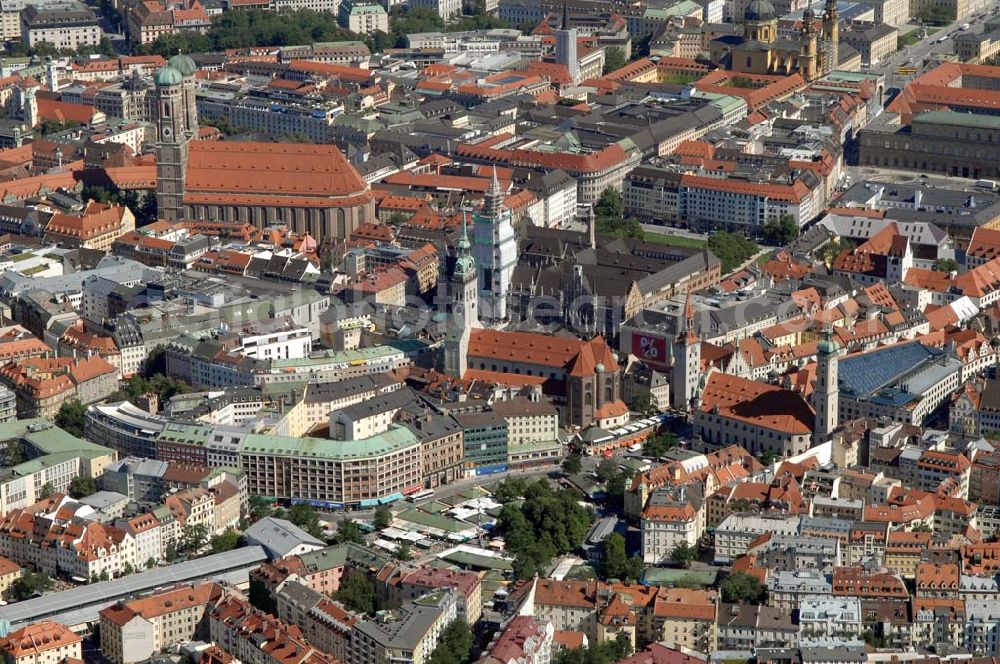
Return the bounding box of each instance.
[162,126,173,138]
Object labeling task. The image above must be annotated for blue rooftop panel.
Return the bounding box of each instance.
[838,342,942,398]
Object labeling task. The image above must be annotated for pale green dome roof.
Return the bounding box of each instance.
[168,54,196,77]
[745,0,776,21]
[154,66,183,87]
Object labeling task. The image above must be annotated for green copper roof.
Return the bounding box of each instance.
[154,66,183,87]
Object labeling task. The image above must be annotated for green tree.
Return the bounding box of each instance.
[374,505,394,530]
[911,522,932,533]
[137,193,158,226]
[249,496,275,523]
[55,399,87,437]
[68,475,97,499]
[332,519,365,545]
[562,452,583,475]
[497,480,594,579]
[605,467,634,500]
[249,576,277,614]
[39,119,80,136]
[627,391,655,416]
[596,458,619,483]
[729,75,754,88]
[720,571,764,603]
[394,542,412,560]
[365,30,394,53]
[123,562,134,576]
[10,571,53,600]
[932,258,959,272]
[600,533,644,582]
[593,188,644,239]
[287,503,324,538]
[146,557,157,569]
[99,569,110,581]
[211,528,241,553]
[819,237,850,267]
[707,232,759,273]
[670,541,697,569]
[6,442,23,466]
[594,186,624,218]
[109,373,195,406]
[761,214,800,246]
[757,450,777,467]
[492,477,529,503]
[39,482,54,499]
[643,432,678,458]
[166,544,178,562]
[427,621,473,664]
[918,6,952,24]
[335,573,376,614]
[603,47,625,75]
[181,523,209,553]
[555,635,632,664]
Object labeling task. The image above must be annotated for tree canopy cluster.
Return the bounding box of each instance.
[5,37,116,59]
[594,188,643,239]
[81,185,158,227]
[670,541,697,568]
[69,476,98,499]
[760,215,800,246]
[602,47,625,75]
[55,400,87,438]
[707,232,759,273]
[10,571,53,601]
[601,533,644,582]
[211,529,241,553]
[932,258,959,273]
[918,6,952,24]
[331,518,366,544]
[426,621,473,664]
[496,479,594,579]
[287,503,325,538]
[556,634,633,664]
[108,373,194,407]
[336,573,376,614]
[387,7,507,47]
[643,432,679,458]
[140,7,509,57]
[720,571,764,603]
[562,452,583,475]
[596,458,635,501]
[140,9,354,56]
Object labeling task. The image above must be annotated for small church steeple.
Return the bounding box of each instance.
[813,324,840,442]
[671,289,702,411]
[445,211,478,378]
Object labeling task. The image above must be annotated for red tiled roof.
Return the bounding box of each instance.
[699,372,814,435]
[184,141,369,200]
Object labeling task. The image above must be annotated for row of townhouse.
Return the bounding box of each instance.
[0,481,242,579]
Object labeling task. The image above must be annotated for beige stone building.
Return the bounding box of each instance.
[955,29,1000,63]
[165,487,216,533]
[649,588,718,653]
[0,556,20,599]
[99,583,225,664]
[839,22,898,66]
[43,201,136,251]
[0,622,82,664]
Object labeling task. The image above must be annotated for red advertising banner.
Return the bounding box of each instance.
[632,332,667,365]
